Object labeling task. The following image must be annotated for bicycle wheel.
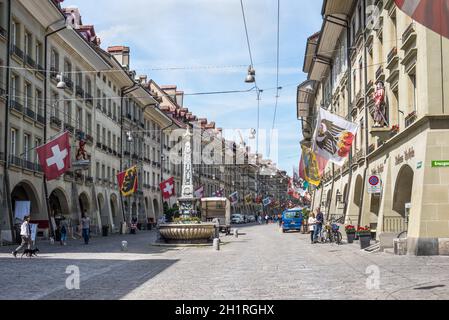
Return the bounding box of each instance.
[335,231,342,245]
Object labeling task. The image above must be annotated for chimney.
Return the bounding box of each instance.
[107,46,130,70]
[139,75,147,85]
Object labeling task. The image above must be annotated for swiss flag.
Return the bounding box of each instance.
[395,0,449,39]
[36,131,71,181]
[159,177,175,199]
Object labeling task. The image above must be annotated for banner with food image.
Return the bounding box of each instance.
[299,145,328,187]
[312,108,358,166]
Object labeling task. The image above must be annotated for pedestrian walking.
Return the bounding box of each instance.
[313,208,324,243]
[59,217,68,246]
[81,214,91,245]
[12,215,31,258]
[277,213,282,227]
[264,214,269,225]
[308,213,317,244]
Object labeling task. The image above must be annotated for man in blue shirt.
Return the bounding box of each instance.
[313,208,324,243]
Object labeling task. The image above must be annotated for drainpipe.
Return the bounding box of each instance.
[3,0,14,241]
[119,84,139,224]
[343,16,353,220]
[43,20,67,239]
[357,0,370,229]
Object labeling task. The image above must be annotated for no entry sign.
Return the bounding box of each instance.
[367,175,381,194]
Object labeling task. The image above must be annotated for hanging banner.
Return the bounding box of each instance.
[117,166,138,197]
[312,108,358,166]
[245,194,253,204]
[299,145,328,187]
[263,197,272,207]
[229,192,239,205]
[395,0,449,39]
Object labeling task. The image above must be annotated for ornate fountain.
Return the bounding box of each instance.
[158,128,215,244]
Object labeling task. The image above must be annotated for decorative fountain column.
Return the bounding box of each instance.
[158,127,215,244]
[177,128,196,219]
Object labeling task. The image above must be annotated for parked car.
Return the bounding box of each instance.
[245,215,256,223]
[231,213,245,224]
[281,208,303,233]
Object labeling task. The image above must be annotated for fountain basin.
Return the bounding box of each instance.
[158,223,216,244]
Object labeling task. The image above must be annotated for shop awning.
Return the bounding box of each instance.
[322,0,356,16]
[303,32,320,73]
[296,80,317,118]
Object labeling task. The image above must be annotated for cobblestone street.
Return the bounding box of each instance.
[1,224,449,300]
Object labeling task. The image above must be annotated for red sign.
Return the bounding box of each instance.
[36,131,71,181]
[159,177,175,199]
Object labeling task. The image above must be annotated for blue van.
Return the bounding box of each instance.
[281,208,303,233]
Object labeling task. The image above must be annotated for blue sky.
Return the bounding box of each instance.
[70,0,323,175]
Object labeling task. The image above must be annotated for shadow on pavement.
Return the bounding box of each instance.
[0,257,178,300]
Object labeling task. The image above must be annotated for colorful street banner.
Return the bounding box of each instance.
[229,191,239,205]
[160,177,176,200]
[245,194,253,204]
[213,188,224,197]
[312,108,358,166]
[117,166,138,197]
[299,145,328,187]
[263,197,272,207]
[395,0,449,39]
[194,186,204,199]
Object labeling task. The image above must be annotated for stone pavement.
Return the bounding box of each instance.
[1,224,449,300]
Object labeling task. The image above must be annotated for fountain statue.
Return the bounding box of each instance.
[158,127,215,244]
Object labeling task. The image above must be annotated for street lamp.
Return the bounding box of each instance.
[56,73,67,90]
[245,65,256,83]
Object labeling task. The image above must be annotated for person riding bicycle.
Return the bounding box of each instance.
[313,208,324,243]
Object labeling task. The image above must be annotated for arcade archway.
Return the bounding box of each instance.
[393,165,414,217]
[11,181,41,221]
[49,188,70,219]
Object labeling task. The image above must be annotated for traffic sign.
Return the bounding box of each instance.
[367,175,381,194]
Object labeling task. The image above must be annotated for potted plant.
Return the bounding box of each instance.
[345,225,356,243]
[357,226,372,249]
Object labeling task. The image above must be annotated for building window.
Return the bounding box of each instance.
[96,123,101,142]
[64,59,72,82]
[96,162,100,179]
[65,100,72,125]
[11,20,19,47]
[86,113,92,135]
[23,133,30,161]
[24,30,32,59]
[10,128,16,156]
[10,73,18,101]
[51,92,59,118]
[35,41,42,67]
[34,137,42,164]
[76,107,82,130]
[50,49,59,75]
[24,82,32,110]
[35,89,43,116]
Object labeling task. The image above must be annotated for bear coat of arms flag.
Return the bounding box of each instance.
[395,0,449,39]
[312,107,358,166]
[117,166,138,197]
[299,145,328,187]
[36,131,71,181]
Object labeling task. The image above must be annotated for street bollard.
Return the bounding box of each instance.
[234,229,239,238]
[213,238,220,251]
[121,240,128,251]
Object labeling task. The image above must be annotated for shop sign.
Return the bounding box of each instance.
[432,160,449,168]
[395,147,415,166]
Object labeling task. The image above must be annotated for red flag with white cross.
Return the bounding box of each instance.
[395,0,449,39]
[36,131,71,181]
[159,177,175,199]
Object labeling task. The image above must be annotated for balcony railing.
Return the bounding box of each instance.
[96,103,102,110]
[0,25,6,38]
[50,116,62,128]
[387,47,397,64]
[22,159,35,171]
[64,77,74,91]
[75,85,84,98]
[36,64,45,77]
[25,54,36,68]
[64,123,74,134]
[10,100,23,113]
[11,44,24,60]
[9,155,22,167]
[375,66,383,80]
[36,114,45,125]
[24,107,36,120]
[405,111,417,128]
[402,22,416,44]
[85,92,93,105]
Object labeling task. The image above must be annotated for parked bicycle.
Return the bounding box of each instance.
[318,221,342,245]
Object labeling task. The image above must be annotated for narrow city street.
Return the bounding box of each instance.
[1,224,449,300]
